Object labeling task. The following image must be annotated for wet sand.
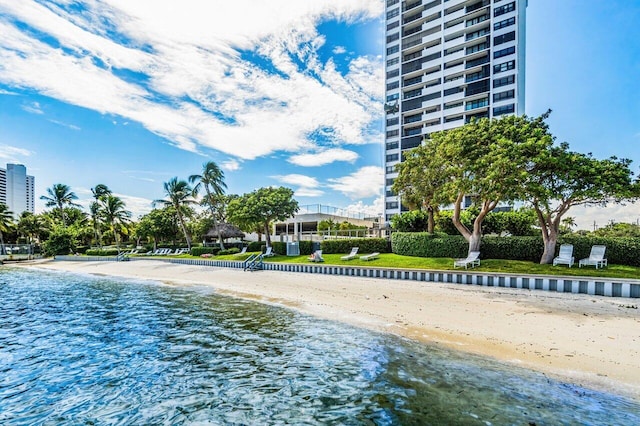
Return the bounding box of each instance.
[19,259,640,399]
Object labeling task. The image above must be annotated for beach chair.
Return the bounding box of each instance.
[553,244,574,267]
[234,246,248,256]
[308,250,324,262]
[453,251,480,269]
[263,246,274,257]
[359,252,379,261]
[579,245,607,269]
[341,247,359,261]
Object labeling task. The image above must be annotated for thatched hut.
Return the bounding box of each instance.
[203,223,245,242]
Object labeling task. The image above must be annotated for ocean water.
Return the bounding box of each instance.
[0,268,639,425]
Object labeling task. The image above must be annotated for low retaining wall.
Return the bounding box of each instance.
[53,256,640,299]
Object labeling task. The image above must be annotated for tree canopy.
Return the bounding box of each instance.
[227,186,298,247]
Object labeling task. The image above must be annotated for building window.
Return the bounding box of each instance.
[404,113,422,124]
[494,1,515,17]
[404,127,422,137]
[387,45,399,55]
[386,33,399,43]
[386,153,399,162]
[444,86,464,96]
[385,178,395,186]
[493,89,515,102]
[493,74,515,88]
[494,46,515,59]
[404,88,422,99]
[387,21,399,31]
[445,115,463,123]
[494,16,515,31]
[386,202,399,209]
[494,104,515,116]
[387,57,399,67]
[403,75,422,86]
[386,93,399,102]
[493,60,515,74]
[466,97,489,110]
[387,8,399,19]
[386,129,399,138]
[386,166,395,174]
[386,0,399,6]
[386,69,399,79]
[386,81,399,90]
[494,31,516,46]
[403,50,422,62]
[386,141,399,150]
[444,101,463,109]
[386,117,399,126]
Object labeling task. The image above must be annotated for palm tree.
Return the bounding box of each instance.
[89,184,111,246]
[101,195,132,248]
[189,161,227,249]
[40,183,81,225]
[154,178,196,250]
[91,184,112,201]
[0,204,14,255]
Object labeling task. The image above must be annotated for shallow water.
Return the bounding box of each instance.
[1,268,639,425]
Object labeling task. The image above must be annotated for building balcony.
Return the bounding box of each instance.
[443,21,465,37]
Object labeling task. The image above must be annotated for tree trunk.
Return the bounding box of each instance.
[264,222,271,248]
[205,187,224,250]
[427,207,435,234]
[468,232,481,253]
[176,211,192,250]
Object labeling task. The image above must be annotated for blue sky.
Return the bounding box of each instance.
[0,0,638,228]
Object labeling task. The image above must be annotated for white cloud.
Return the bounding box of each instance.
[272,173,324,198]
[0,1,385,161]
[48,119,81,130]
[0,88,18,95]
[21,101,43,114]
[0,144,33,161]
[333,45,347,54]
[288,148,358,166]
[221,159,241,172]
[327,165,383,199]
[343,195,384,218]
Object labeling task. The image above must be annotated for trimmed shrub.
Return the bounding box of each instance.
[218,247,240,255]
[86,249,121,256]
[392,233,468,258]
[391,232,640,266]
[247,241,266,252]
[320,238,390,254]
[191,247,220,256]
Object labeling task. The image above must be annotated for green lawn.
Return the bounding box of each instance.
[203,252,640,280]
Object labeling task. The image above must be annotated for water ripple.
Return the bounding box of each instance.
[0,268,639,425]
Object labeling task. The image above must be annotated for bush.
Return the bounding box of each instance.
[321,238,390,254]
[191,247,220,256]
[247,241,266,252]
[218,247,240,255]
[42,228,77,256]
[391,210,431,232]
[391,232,640,266]
[85,249,121,256]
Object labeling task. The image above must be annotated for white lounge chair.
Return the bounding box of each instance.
[553,244,574,267]
[234,246,248,256]
[263,246,274,257]
[453,251,481,269]
[360,252,380,261]
[308,250,324,262]
[579,245,607,269]
[341,247,359,261]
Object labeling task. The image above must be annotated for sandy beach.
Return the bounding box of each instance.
[18,259,640,400]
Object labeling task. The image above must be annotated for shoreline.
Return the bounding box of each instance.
[15,259,640,400]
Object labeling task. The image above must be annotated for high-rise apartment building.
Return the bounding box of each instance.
[384,0,527,221]
[0,164,36,217]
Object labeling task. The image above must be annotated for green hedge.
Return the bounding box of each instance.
[269,241,314,256]
[219,247,240,255]
[247,241,266,252]
[86,249,120,256]
[191,247,220,256]
[320,238,390,254]
[391,233,640,266]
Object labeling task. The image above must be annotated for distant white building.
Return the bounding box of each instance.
[0,164,35,217]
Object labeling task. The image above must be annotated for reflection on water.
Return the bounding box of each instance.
[0,268,638,425]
